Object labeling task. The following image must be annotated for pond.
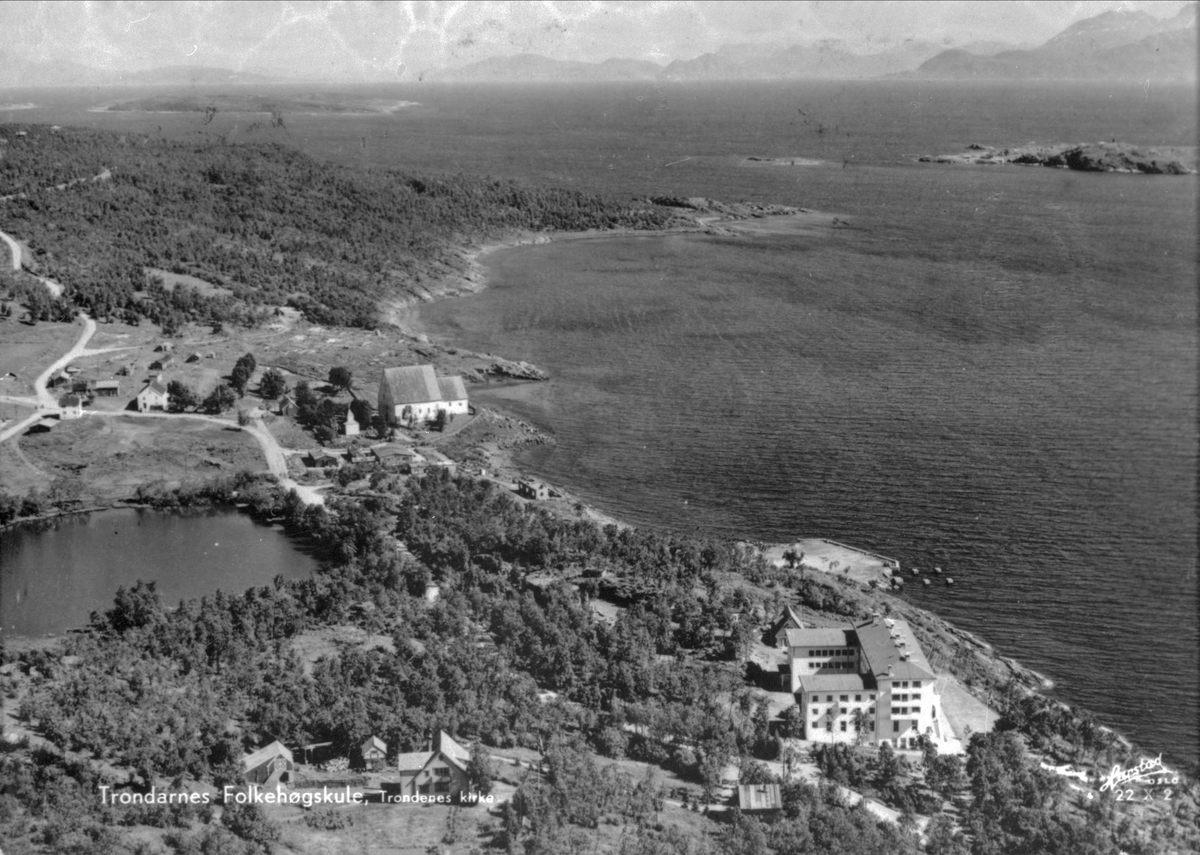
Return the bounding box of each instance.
[1,507,320,638]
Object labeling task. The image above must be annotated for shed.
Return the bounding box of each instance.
[90,379,120,397]
[185,352,202,364]
[738,783,782,813]
[242,741,294,789]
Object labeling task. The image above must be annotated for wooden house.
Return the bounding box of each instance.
[89,379,120,397]
[242,741,294,789]
[277,394,298,417]
[136,379,169,412]
[360,735,387,771]
[60,394,85,419]
[517,478,550,500]
[149,355,173,371]
[768,605,806,649]
[389,731,472,801]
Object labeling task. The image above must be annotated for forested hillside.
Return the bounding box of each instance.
[4,473,1196,854]
[0,124,682,329]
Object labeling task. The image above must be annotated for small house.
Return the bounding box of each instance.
[768,605,807,649]
[242,741,294,789]
[60,394,85,419]
[738,783,782,814]
[277,394,298,417]
[307,449,341,470]
[185,352,202,364]
[390,731,472,801]
[371,445,424,472]
[149,355,173,371]
[517,478,550,501]
[48,371,72,388]
[90,379,120,397]
[115,364,133,377]
[360,736,387,771]
[155,342,174,353]
[421,448,457,477]
[136,380,169,413]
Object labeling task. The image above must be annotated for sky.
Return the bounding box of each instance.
[0,0,1192,81]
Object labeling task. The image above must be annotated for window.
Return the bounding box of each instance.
[809,649,816,656]
[810,662,818,669]
[827,695,833,702]
[434,781,450,794]
[869,694,876,701]
[912,693,922,700]
[855,694,862,702]
[912,681,922,688]
[893,722,900,732]
[840,722,846,731]
[826,721,833,731]
[839,695,848,701]
[435,768,450,778]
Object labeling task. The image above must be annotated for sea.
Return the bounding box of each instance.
[2,80,1196,766]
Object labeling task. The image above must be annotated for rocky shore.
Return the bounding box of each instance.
[919,141,1197,174]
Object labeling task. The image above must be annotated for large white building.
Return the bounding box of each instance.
[783,615,955,751]
[378,365,468,427]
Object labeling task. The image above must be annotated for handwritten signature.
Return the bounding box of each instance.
[1098,754,1179,792]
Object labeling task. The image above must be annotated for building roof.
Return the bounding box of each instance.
[395,731,470,775]
[770,605,805,636]
[381,365,441,405]
[853,619,935,682]
[140,380,167,397]
[91,380,120,390]
[437,375,468,401]
[242,740,292,772]
[738,783,782,812]
[361,735,387,754]
[372,445,418,460]
[783,627,855,649]
[797,673,871,694]
[395,750,433,774]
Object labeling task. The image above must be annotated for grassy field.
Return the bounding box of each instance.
[0,319,79,397]
[19,415,264,497]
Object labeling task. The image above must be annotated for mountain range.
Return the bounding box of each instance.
[427,3,1196,83]
[911,3,1197,80]
[0,4,1195,88]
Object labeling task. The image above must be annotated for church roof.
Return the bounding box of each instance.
[381,365,441,405]
[437,375,468,401]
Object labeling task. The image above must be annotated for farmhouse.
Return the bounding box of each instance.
[378,365,468,427]
[60,394,85,419]
[242,740,294,789]
[390,731,472,800]
[136,380,169,412]
[782,613,953,751]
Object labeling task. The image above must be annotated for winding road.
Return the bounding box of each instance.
[0,222,324,504]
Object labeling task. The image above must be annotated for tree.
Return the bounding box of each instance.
[230,362,253,396]
[259,368,286,401]
[203,384,237,414]
[433,408,448,432]
[328,366,352,392]
[167,380,198,413]
[466,742,494,796]
[221,802,280,852]
[349,397,373,429]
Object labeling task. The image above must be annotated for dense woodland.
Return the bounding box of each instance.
[0,123,684,329]
[2,473,1197,854]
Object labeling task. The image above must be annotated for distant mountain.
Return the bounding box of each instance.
[912,2,1197,80]
[425,54,661,82]
[0,54,288,88]
[433,39,952,83]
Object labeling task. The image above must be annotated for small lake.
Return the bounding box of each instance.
[0,507,320,637]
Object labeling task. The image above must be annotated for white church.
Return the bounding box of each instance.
[378,365,468,427]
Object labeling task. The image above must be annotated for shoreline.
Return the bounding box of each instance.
[388,213,1167,763]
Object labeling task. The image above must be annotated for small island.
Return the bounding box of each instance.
[919,141,1196,174]
[104,93,418,116]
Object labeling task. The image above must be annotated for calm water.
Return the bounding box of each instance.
[2,81,1197,764]
[0,508,318,637]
